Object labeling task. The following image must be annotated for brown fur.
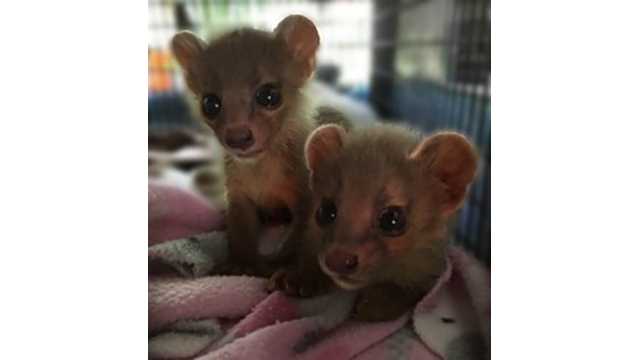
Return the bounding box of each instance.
[171,16,323,275]
[313,106,353,131]
[281,124,478,321]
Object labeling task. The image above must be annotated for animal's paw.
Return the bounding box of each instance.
[267,268,331,298]
[218,262,260,277]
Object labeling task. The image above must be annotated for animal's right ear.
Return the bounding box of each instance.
[170,31,206,72]
[274,15,320,85]
[410,132,478,216]
[304,124,346,180]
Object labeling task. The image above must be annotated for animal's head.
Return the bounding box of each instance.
[171,15,319,159]
[304,125,478,289]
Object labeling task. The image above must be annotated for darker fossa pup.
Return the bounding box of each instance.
[280,124,478,321]
[171,15,321,275]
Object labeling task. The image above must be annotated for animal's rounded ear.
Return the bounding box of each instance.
[171,31,206,70]
[274,15,320,83]
[410,132,478,215]
[305,124,346,178]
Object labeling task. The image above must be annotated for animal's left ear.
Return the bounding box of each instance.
[274,15,320,84]
[410,132,478,216]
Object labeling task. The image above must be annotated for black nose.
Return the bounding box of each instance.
[324,249,358,275]
[225,128,254,150]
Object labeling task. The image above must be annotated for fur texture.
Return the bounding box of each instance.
[280,124,479,321]
[171,16,321,275]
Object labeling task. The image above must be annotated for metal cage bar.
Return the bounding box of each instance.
[148,0,491,264]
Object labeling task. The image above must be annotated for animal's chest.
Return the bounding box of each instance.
[228,159,303,210]
[254,166,299,206]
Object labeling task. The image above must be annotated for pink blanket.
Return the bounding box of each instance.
[149,183,490,359]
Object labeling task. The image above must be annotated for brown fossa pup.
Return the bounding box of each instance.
[170,15,322,275]
[292,124,478,321]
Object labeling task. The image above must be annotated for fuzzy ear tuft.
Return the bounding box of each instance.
[170,31,206,71]
[274,15,319,83]
[410,132,478,215]
[304,124,346,178]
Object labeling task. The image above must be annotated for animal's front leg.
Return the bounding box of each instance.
[225,195,262,275]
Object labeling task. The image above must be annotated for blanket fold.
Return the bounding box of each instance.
[149,185,490,360]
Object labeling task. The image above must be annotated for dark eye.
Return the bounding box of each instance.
[202,94,222,118]
[255,83,282,109]
[378,207,406,236]
[315,199,337,227]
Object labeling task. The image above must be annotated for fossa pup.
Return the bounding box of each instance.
[171,15,324,275]
[275,124,478,321]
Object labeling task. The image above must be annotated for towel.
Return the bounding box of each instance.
[149,181,225,246]
[149,184,490,359]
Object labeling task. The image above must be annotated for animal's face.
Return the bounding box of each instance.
[187,35,296,159]
[304,125,478,290]
[312,162,443,290]
[171,16,319,159]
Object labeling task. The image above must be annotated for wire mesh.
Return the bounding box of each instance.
[371,0,490,264]
[148,0,491,264]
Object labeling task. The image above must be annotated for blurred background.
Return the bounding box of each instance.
[148,0,491,264]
